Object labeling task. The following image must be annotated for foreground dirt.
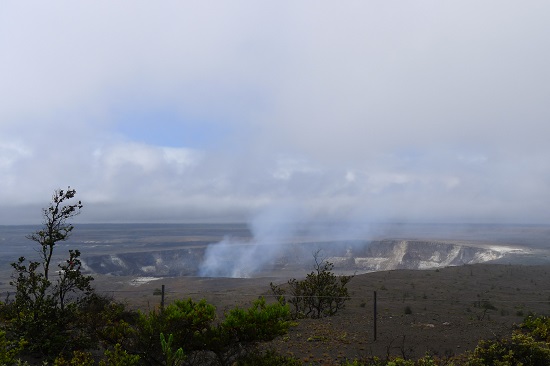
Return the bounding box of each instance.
[94,263,550,365]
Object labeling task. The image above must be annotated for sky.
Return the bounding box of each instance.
[1,1,550,225]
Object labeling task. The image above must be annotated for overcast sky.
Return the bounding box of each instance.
[1,1,549,225]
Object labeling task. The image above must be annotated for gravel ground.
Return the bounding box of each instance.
[95,263,550,365]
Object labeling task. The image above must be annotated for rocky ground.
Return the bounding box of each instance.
[93,262,550,365]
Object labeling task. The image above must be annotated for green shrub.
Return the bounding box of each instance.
[202,297,291,365]
[236,349,302,365]
[270,251,353,319]
[53,350,95,366]
[4,188,97,357]
[220,297,290,342]
[520,314,550,342]
[467,332,550,366]
[342,355,441,365]
[99,344,140,366]
[160,333,185,366]
[0,330,26,366]
[101,297,290,366]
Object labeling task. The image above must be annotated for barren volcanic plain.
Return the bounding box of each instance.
[1,223,550,364]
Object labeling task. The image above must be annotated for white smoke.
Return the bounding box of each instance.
[198,205,300,278]
[196,203,384,278]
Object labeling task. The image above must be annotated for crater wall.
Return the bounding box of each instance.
[81,239,525,277]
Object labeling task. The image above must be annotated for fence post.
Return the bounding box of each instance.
[161,284,165,310]
[373,290,377,341]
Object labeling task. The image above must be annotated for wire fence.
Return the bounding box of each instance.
[3,281,549,342]
[4,288,550,303]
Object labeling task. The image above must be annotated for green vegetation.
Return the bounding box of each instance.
[160,333,185,366]
[339,314,550,365]
[3,188,550,365]
[0,330,26,365]
[270,250,354,319]
[235,349,303,365]
[4,187,95,356]
[0,188,294,365]
[99,296,291,365]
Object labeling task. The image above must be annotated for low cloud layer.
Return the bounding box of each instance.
[1,2,550,225]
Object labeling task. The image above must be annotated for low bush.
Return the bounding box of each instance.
[270,251,353,319]
[101,297,291,366]
[236,349,302,366]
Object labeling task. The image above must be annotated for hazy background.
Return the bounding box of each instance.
[1,1,549,225]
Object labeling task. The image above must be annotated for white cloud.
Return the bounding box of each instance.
[94,143,199,176]
[271,157,319,181]
[0,141,32,170]
[162,147,201,173]
[345,171,356,183]
[1,1,549,224]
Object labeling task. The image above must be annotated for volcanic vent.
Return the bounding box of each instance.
[82,239,526,278]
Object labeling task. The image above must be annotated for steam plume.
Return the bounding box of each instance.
[198,207,299,277]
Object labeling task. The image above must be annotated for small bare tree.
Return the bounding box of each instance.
[26,187,82,280]
[9,187,93,355]
[270,250,354,319]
